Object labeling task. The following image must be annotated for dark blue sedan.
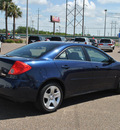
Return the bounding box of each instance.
[0,41,120,113]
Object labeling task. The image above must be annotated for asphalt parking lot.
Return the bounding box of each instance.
[0,43,120,130]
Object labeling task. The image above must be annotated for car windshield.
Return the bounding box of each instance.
[6,42,60,58]
[100,39,111,43]
[75,38,85,42]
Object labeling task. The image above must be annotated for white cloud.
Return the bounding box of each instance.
[45,0,96,21]
[97,0,120,4]
[13,0,48,5]
[29,0,47,5]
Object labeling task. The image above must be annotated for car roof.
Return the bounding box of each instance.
[100,38,111,40]
[36,41,91,48]
[29,35,43,38]
[75,37,88,39]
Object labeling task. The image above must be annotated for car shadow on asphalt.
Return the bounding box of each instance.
[61,90,117,108]
[0,90,117,120]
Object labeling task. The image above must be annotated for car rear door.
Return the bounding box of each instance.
[54,46,93,97]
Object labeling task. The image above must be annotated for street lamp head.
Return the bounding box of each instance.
[105,9,107,12]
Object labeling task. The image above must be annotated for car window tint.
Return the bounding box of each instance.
[75,38,85,42]
[100,39,111,43]
[57,46,86,61]
[67,47,86,61]
[6,43,60,58]
[57,52,67,59]
[85,47,109,63]
[50,37,61,41]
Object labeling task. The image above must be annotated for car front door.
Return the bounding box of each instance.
[54,46,93,97]
[84,47,116,90]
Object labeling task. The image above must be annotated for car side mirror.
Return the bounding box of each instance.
[108,57,115,64]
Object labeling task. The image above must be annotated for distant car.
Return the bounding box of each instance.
[0,35,6,42]
[67,38,75,42]
[90,38,98,47]
[10,35,21,39]
[0,42,120,113]
[50,36,66,42]
[28,35,45,44]
[74,37,92,45]
[98,38,115,52]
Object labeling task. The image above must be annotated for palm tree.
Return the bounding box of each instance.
[8,2,22,39]
[0,0,12,39]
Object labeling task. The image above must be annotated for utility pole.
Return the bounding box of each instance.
[114,21,117,36]
[82,0,85,36]
[73,0,76,36]
[32,20,34,33]
[111,21,113,36]
[37,9,40,34]
[65,0,68,37]
[59,26,61,33]
[26,0,28,44]
[104,9,107,37]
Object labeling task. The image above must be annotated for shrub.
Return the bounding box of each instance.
[4,39,14,43]
[4,39,23,43]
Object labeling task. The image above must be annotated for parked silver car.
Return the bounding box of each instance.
[98,38,115,52]
[74,37,92,45]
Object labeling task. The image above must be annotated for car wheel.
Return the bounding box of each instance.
[35,82,63,113]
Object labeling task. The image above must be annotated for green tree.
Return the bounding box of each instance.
[16,26,31,34]
[0,0,12,39]
[8,2,22,39]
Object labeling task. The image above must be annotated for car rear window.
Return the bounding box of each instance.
[6,42,61,58]
[90,39,95,42]
[50,37,61,41]
[100,39,111,43]
[75,38,85,42]
[29,36,40,41]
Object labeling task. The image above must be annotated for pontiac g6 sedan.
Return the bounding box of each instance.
[0,42,120,113]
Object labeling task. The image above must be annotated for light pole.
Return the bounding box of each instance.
[104,9,107,37]
[26,0,28,44]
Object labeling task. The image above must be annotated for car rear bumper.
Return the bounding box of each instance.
[0,77,38,102]
[98,45,114,50]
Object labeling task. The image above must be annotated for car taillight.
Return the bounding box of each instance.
[98,43,103,45]
[85,42,87,44]
[8,61,32,75]
[108,44,113,46]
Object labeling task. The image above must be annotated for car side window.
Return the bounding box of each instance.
[85,47,109,63]
[57,46,86,61]
[57,51,67,59]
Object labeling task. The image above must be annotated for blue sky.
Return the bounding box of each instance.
[0,0,120,36]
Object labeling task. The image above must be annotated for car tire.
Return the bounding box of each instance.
[35,82,63,113]
[109,50,113,52]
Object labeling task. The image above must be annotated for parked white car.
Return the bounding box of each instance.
[74,37,92,45]
[98,38,115,52]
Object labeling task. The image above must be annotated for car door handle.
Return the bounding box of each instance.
[61,65,70,69]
